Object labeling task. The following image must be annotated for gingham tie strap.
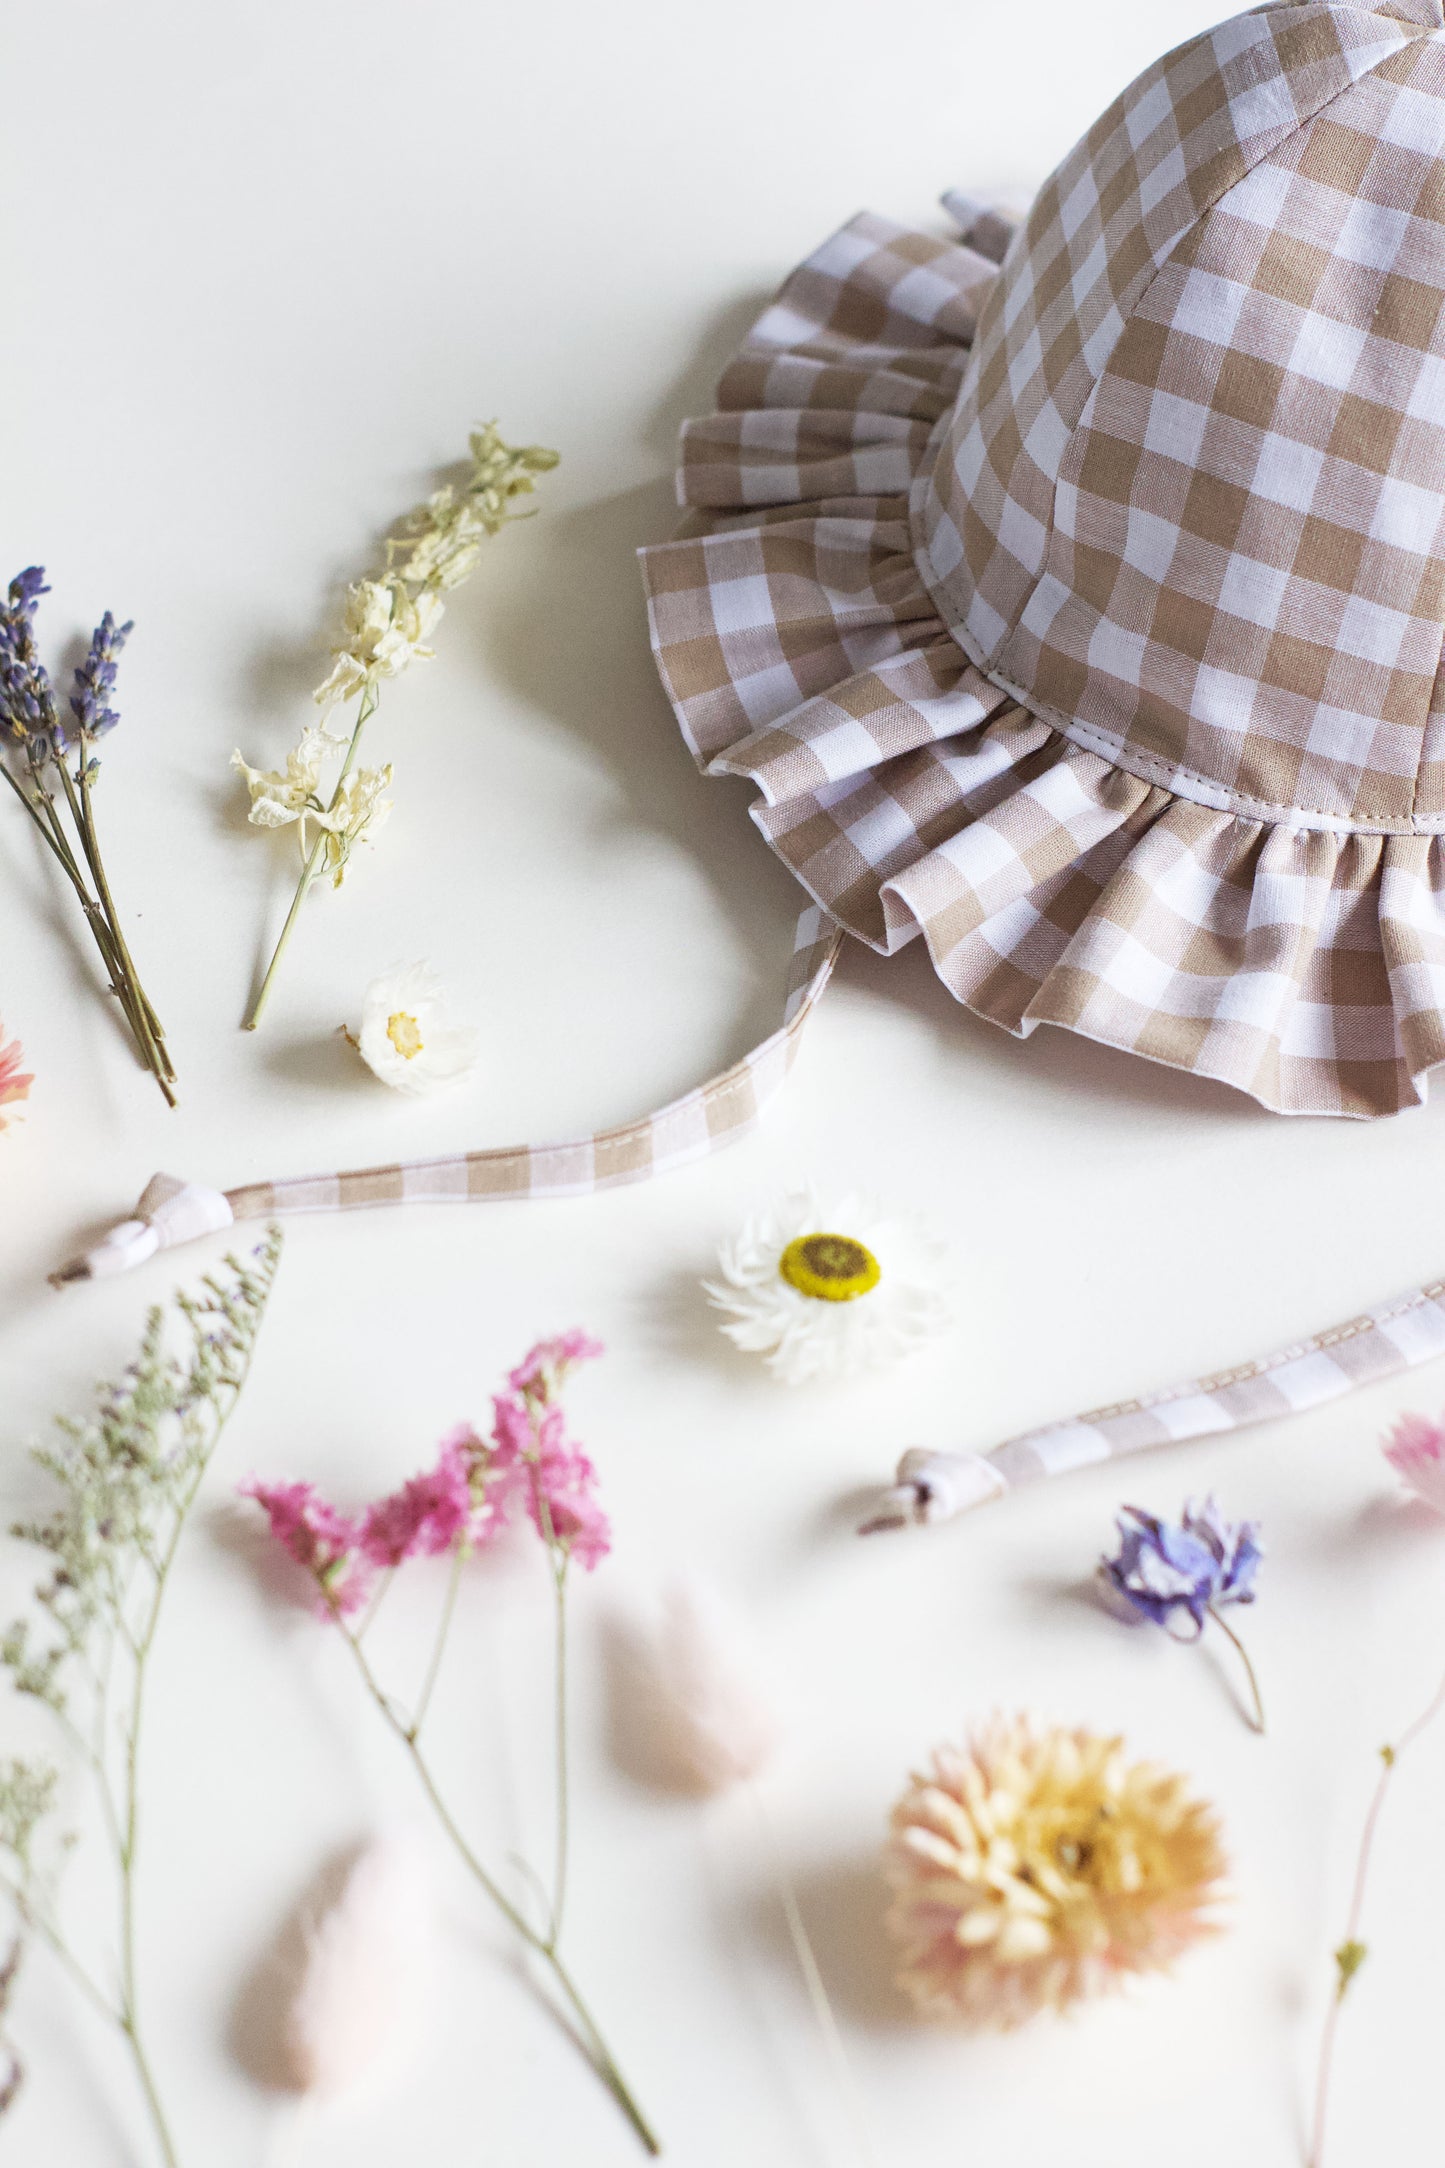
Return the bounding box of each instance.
[53,906,842,1284]
[861,1276,1445,1533]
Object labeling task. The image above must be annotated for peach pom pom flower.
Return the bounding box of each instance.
[886,1716,1227,2029]
[0,1023,33,1132]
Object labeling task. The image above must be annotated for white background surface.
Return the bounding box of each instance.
[3,2,1445,2161]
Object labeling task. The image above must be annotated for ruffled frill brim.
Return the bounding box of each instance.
[639,207,1445,1117]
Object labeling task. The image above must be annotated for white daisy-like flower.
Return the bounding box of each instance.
[704,1191,953,1385]
[355,964,478,1096]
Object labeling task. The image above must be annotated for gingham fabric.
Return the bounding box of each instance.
[641,1,1445,1116]
[55,907,841,1281]
[862,1269,1445,1530]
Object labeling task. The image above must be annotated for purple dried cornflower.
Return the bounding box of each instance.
[1100,1495,1265,1731]
[0,566,60,749]
[68,611,132,744]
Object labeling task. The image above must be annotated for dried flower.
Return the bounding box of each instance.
[66,611,132,744]
[886,1716,1227,2028]
[0,1026,33,1133]
[240,1335,656,2152]
[231,724,347,840]
[1100,1498,1266,1732]
[1,1235,283,2158]
[386,423,560,588]
[617,1582,778,1796]
[354,963,477,1094]
[508,1330,605,1401]
[312,580,445,711]
[276,1836,436,2098]
[1383,1411,1445,1514]
[705,1191,953,1385]
[237,1478,373,1615]
[0,570,174,1102]
[0,568,59,748]
[360,1429,498,1569]
[1101,1497,1261,1637]
[241,424,557,1029]
[315,761,392,886]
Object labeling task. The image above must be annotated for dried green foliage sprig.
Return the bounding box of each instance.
[0,1231,283,2166]
[237,423,558,1029]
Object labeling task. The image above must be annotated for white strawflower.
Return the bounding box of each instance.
[355,963,478,1095]
[705,1191,953,1385]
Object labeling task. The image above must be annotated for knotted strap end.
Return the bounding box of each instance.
[858,1448,1008,1534]
[51,1174,235,1288]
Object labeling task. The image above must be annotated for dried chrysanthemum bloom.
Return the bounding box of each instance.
[886,1717,1226,2028]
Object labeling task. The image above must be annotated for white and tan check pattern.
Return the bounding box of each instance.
[58,909,841,1280]
[864,1271,1445,1529]
[640,9,1445,1114]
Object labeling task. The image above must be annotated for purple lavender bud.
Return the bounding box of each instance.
[68,610,132,740]
[7,567,49,614]
[0,568,59,748]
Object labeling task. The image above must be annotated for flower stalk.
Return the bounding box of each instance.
[236,424,558,1027]
[0,1233,284,2162]
[241,1331,658,2153]
[0,574,175,1103]
[1308,1659,1445,2167]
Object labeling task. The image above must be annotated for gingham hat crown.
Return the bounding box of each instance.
[916,0,1445,832]
[636,0,1445,1118]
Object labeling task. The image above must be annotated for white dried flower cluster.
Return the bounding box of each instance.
[386,422,561,589]
[0,1235,284,2136]
[231,728,392,886]
[236,425,558,1025]
[312,581,446,711]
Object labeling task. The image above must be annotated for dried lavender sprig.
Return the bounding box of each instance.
[0,569,61,750]
[67,611,133,745]
[0,569,175,1102]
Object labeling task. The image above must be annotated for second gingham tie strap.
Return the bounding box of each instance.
[54,906,842,1283]
[861,1275,1445,1533]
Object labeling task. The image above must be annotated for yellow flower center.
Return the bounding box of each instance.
[386,1010,425,1060]
[778,1232,881,1303]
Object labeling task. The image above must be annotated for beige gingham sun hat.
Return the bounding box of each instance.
[641,0,1445,1118]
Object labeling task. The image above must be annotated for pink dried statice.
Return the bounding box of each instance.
[508,1332,604,1404]
[1383,1411,1445,1515]
[491,1393,611,1571]
[360,1428,496,1568]
[239,1478,372,1615]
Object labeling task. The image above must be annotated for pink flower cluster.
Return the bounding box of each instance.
[0,1023,33,1133]
[241,1333,611,1616]
[1384,1411,1445,1515]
